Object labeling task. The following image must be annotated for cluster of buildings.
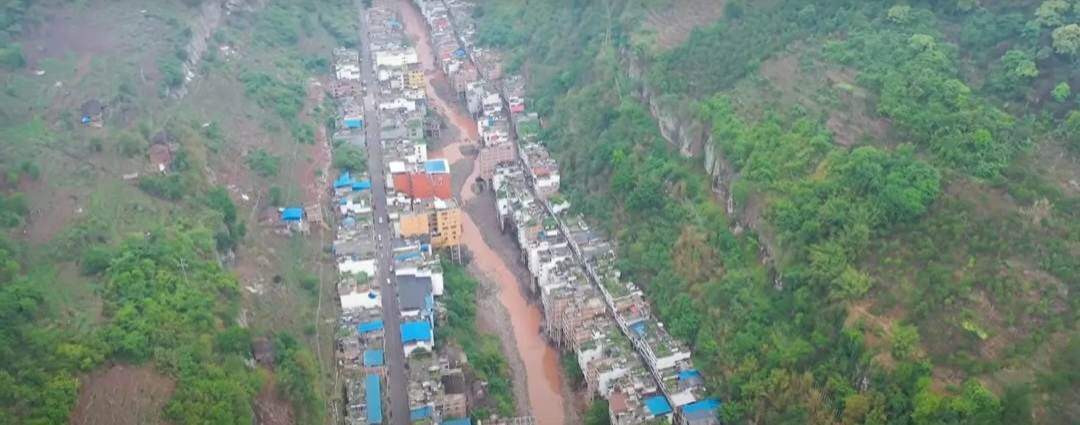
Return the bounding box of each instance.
[362,5,475,424]
[327,45,386,425]
[413,0,722,424]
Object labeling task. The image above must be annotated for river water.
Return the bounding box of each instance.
[393,2,568,424]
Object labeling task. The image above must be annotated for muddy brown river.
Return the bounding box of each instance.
[394,1,568,424]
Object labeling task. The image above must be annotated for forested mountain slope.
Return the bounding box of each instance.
[475,0,1079,423]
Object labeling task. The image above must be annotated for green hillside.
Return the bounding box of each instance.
[0,0,355,423]
[476,0,1079,423]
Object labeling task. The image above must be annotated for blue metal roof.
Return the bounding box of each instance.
[357,320,384,334]
[424,294,434,315]
[334,171,353,188]
[401,321,432,344]
[353,180,372,191]
[678,369,702,381]
[344,118,363,129]
[424,159,448,173]
[365,374,382,424]
[281,207,303,221]
[629,320,647,337]
[409,405,433,421]
[395,251,422,262]
[644,395,672,416]
[682,398,721,414]
[441,419,471,425]
[363,349,384,367]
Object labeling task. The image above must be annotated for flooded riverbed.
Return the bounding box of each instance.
[393,1,568,424]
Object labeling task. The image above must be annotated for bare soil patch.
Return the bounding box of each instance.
[70,364,175,425]
[846,300,907,371]
[254,373,296,425]
[18,177,80,245]
[824,69,889,146]
[1031,140,1080,197]
[640,0,725,50]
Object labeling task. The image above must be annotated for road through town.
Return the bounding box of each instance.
[357,4,410,424]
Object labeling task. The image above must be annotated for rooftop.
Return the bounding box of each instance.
[401,321,433,344]
[365,375,382,424]
[362,350,384,368]
[358,320,384,334]
[644,394,672,416]
[424,158,449,173]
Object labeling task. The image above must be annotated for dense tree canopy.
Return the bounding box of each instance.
[475,0,1079,422]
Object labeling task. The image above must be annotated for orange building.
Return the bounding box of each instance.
[399,212,430,237]
[429,200,462,248]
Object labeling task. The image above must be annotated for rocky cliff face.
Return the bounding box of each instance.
[625,50,734,211]
[624,48,784,288]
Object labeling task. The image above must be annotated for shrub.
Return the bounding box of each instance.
[246,149,280,177]
[137,174,187,200]
[331,145,366,172]
[0,43,25,69]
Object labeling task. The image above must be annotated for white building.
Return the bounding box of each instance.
[340,289,381,311]
[336,63,361,81]
[375,49,419,68]
[379,98,417,112]
[339,258,377,277]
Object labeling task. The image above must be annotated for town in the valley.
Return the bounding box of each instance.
[312,1,723,424]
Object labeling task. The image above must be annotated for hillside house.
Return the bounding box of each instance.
[80,99,104,127]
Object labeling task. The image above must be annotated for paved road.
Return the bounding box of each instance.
[357,5,410,424]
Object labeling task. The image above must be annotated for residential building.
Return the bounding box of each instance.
[429,199,462,248]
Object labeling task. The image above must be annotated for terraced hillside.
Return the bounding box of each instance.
[473,0,1080,423]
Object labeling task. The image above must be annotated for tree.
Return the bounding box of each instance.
[0,43,25,69]
[1000,384,1033,425]
[887,5,913,25]
[1052,24,1080,56]
[116,132,146,157]
[561,351,584,387]
[954,0,978,13]
[214,326,251,355]
[80,246,113,275]
[892,324,920,361]
[273,333,323,421]
[1051,82,1071,102]
[585,400,611,425]
[137,174,187,200]
[0,192,28,227]
[206,187,237,226]
[1000,50,1039,86]
[246,149,280,177]
[332,145,366,172]
[1064,110,1080,152]
[1035,0,1070,27]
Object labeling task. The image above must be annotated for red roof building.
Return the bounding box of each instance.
[392,172,452,200]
